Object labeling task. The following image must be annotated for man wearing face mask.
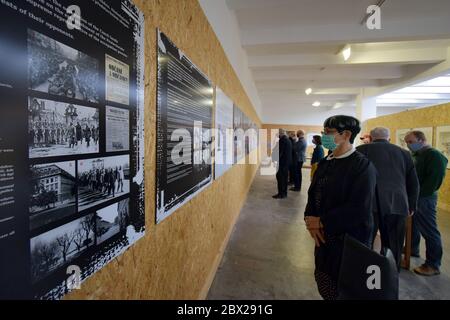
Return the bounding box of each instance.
[304,115,377,300]
[404,131,448,276]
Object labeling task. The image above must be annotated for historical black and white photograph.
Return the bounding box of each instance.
[78,155,130,212]
[30,214,96,283]
[29,161,76,231]
[106,106,130,152]
[28,97,100,158]
[96,199,130,245]
[28,29,100,103]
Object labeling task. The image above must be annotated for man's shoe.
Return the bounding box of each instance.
[272,194,282,199]
[414,264,440,276]
[289,187,301,192]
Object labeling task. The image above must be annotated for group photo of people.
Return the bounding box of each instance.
[28,29,100,103]
[77,155,130,212]
[28,97,100,158]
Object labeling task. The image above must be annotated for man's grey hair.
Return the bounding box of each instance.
[279,128,287,136]
[370,127,390,140]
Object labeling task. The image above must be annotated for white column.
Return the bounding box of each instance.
[356,89,377,123]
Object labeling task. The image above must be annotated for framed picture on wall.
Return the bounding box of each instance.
[436,126,450,169]
[396,129,410,149]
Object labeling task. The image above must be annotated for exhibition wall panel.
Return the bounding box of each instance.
[66,0,261,299]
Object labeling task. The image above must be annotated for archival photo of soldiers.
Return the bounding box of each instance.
[28,97,100,159]
[96,199,130,245]
[77,155,130,212]
[28,29,100,103]
[30,214,95,283]
[29,161,76,231]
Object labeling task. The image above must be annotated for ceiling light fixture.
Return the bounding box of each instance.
[313,101,321,107]
[305,88,312,95]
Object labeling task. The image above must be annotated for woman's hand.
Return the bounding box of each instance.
[305,216,326,247]
[309,228,326,247]
[305,216,322,229]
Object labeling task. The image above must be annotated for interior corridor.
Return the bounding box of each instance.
[208,168,450,300]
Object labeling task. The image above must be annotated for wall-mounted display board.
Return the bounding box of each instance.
[233,105,246,163]
[396,127,434,149]
[396,129,410,149]
[436,126,450,169]
[233,105,258,164]
[214,87,234,179]
[156,31,213,223]
[0,0,145,300]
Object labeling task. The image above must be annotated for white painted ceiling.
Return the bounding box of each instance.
[222,0,450,124]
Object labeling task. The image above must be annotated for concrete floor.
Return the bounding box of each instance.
[207,169,450,300]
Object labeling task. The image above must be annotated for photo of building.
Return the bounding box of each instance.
[30,161,76,231]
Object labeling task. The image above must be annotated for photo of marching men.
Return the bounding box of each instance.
[28,29,100,103]
[28,97,100,158]
[77,155,130,212]
[29,161,76,231]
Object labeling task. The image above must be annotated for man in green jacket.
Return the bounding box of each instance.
[404,130,448,276]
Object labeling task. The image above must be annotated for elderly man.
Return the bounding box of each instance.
[290,130,307,192]
[357,127,420,270]
[404,130,448,276]
[272,129,292,199]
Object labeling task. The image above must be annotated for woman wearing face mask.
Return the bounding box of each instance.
[310,135,324,179]
[304,115,377,300]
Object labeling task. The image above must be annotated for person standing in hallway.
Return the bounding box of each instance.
[310,135,325,179]
[272,129,292,199]
[404,130,448,276]
[290,130,307,192]
[288,132,296,185]
[304,115,377,300]
[357,127,420,270]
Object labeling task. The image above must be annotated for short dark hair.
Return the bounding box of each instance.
[407,130,427,142]
[313,135,322,145]
[324,115,361,144]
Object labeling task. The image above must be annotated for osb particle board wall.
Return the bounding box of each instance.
[67,0,261,300]
[364,103,450,212]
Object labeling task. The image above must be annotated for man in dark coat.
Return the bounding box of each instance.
[357,127,420,270]
[291,130,307,192]
[272,129,292,199]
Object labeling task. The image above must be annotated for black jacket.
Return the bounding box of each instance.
[272,135,292,169]
[357,140,419,216]
[305,150,376,244]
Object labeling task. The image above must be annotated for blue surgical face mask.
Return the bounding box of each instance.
[407,142,423,153]
[322,134,338,151]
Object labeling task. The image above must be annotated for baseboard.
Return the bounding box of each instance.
[197,167,259,300]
